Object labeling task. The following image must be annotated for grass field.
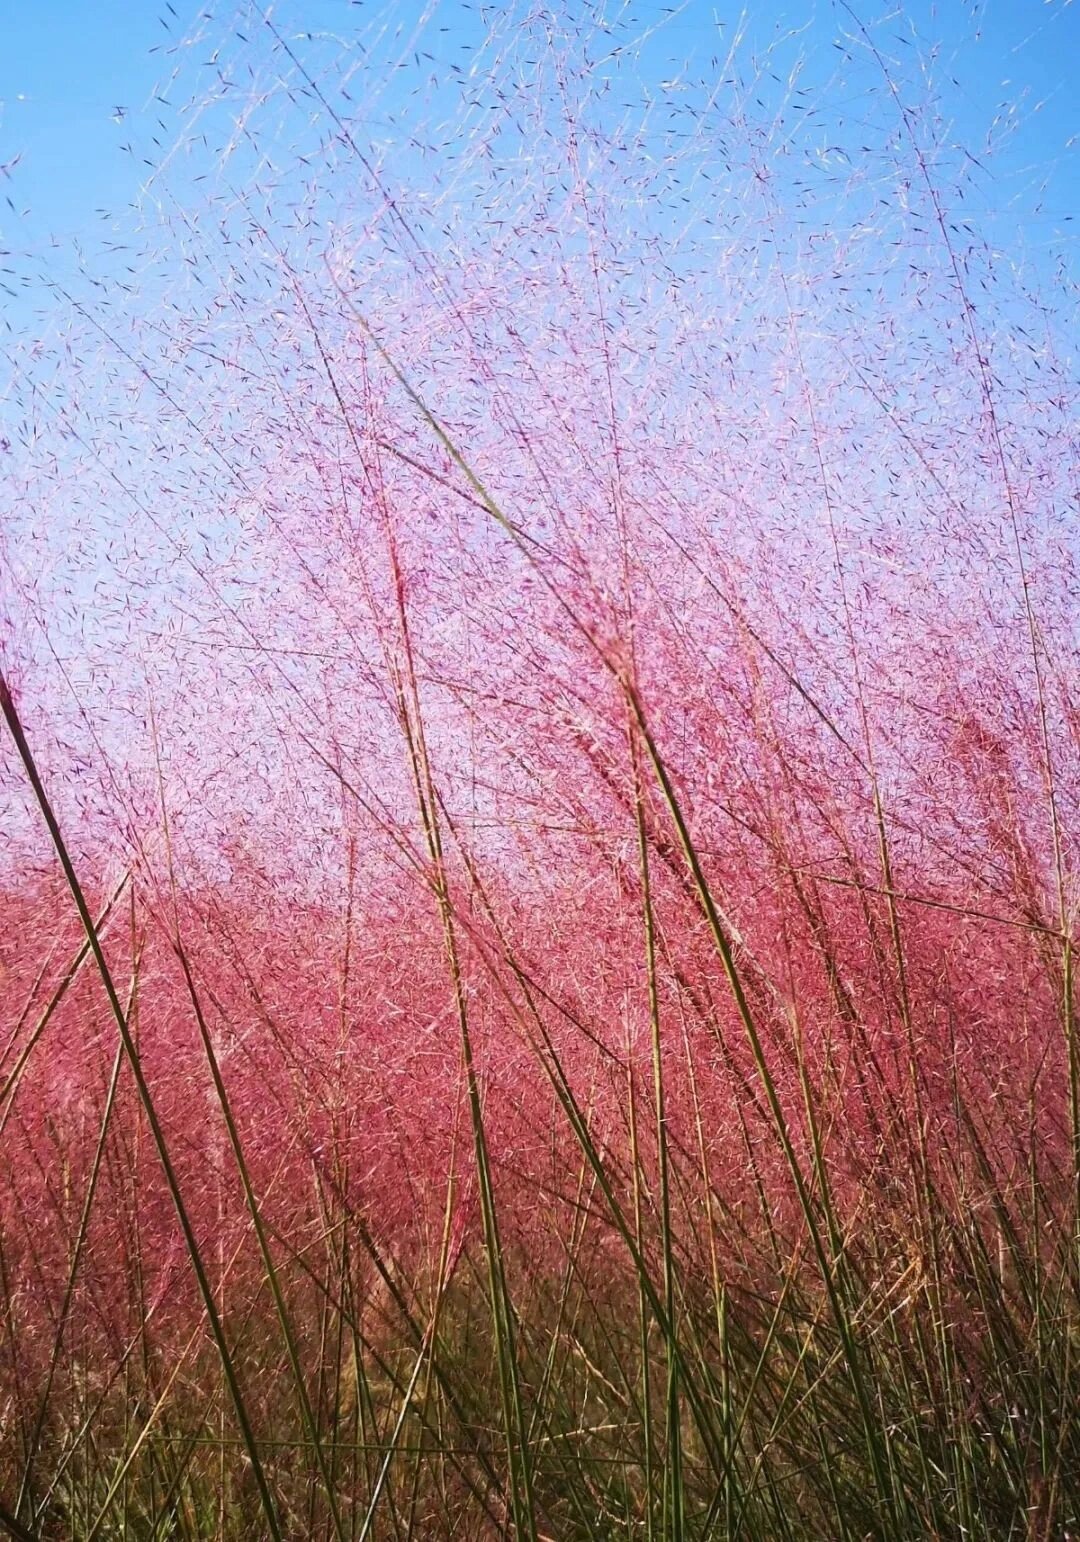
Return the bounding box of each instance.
[1,3,1077,1536]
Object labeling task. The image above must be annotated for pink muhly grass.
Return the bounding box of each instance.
[0,2,1077,1537]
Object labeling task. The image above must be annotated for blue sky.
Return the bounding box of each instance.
[2,1,1075,282]
[1,0,1075,844]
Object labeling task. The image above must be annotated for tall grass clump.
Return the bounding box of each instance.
[0,1,1077,1536]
